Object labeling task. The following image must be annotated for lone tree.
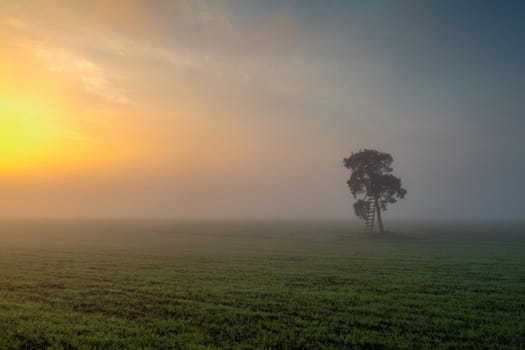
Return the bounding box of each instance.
[343,149,406,233]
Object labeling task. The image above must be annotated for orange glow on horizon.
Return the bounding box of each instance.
[0,35,141,176]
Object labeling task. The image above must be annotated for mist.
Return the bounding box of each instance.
[1,1,524,220]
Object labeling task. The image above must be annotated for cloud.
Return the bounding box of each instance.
[34,45,128,104]
[1,0,339,107]
[2,1,522,219]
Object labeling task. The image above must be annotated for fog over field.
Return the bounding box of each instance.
[0,219,524,348]
[1,1,524,348]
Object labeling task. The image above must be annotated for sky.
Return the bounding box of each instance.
[1,0,524,220]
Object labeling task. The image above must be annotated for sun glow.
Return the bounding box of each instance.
[0,95,95,174]
[0,91,141,176]
[0,43,78,174]
[0,35,134,175]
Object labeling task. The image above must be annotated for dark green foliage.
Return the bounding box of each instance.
[344,149,407,231]
[0,220,524,349]
[344,150,394,197]
[353,199,369,221]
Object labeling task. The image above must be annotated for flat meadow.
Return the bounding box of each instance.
[0,219,523,349]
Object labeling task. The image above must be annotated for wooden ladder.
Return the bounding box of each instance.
[365,198,375,233]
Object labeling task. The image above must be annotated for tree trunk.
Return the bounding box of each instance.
[375,197,384,233]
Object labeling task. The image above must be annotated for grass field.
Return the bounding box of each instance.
[0,219,524,349]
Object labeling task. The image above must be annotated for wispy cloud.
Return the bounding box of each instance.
[34,45,128,104]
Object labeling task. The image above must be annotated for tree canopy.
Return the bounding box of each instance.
[344,149,406,232]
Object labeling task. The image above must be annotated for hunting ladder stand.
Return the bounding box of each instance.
[365,198,376,233]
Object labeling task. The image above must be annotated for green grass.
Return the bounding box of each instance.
[0,219,524,349]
